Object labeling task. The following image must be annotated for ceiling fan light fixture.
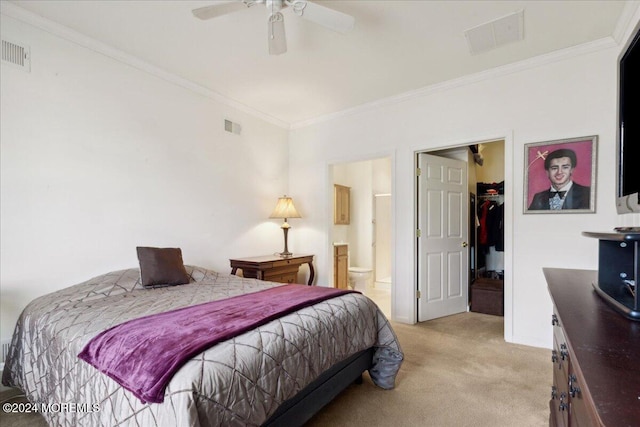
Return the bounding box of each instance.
[192,0,355,55]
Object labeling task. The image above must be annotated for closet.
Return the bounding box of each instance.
[471,181,505,316]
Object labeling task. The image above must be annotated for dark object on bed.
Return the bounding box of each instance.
[136,246,190,287]
[471,278,504,316]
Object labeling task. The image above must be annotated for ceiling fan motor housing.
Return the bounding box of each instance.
[266,0,285,14]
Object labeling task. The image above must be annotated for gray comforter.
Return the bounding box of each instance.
[2,266,403,426]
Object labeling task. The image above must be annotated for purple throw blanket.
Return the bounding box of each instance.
[78,284,355,403]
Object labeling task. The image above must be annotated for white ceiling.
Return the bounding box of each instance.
[5,1,635,127]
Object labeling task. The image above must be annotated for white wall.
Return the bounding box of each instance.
[0,15,290,343]
[289,36,640,347]
[372,158,392,195]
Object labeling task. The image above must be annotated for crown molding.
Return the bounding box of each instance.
[612,1,640,45]
[290,37,617,130]
[0,2,290,129]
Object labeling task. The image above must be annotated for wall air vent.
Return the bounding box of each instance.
[224,119,242,135]
[2,38,30,72]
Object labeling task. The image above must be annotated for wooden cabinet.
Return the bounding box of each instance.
[545,268,640,427]
[230,254,315,286]
[334,244,348,289]
[334,184,350,225]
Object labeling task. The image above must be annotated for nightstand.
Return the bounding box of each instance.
[229,254,315,285]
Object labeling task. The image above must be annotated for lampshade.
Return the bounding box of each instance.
[269,196,301,220]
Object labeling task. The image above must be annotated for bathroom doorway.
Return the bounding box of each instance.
[330,156,392,317]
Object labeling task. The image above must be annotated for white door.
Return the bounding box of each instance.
[417,153,469,321]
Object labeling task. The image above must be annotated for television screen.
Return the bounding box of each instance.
[617,26,640,214]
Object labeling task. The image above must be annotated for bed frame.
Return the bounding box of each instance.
[262,347,374,426]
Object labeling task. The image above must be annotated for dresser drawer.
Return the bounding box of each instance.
[273,258,299,268]
[264,272,298,284]
[264,265,299,276]
[568,368,597,427]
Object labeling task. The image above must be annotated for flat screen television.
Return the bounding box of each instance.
[617,25,640,214]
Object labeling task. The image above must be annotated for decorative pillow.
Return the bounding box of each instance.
[136,246,190,287]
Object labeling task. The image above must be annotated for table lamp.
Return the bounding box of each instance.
[269,195,301,257]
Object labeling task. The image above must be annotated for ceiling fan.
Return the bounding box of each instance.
[192,0,355,55]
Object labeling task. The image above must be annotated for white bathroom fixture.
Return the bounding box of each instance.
[348,267,372,292]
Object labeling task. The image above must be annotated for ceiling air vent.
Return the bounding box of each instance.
[465,10,524,55]
[2,38,31,72]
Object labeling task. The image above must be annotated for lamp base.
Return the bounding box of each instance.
[279,225,293,258]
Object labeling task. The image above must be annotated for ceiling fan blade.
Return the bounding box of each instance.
[288,0,354,34]
[268,12,287,55]
[192,1,250,20]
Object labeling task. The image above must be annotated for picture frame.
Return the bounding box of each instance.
[524,135,597,214]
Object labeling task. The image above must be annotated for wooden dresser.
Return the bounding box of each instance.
[544,268,640,427]
[230,254,315,286]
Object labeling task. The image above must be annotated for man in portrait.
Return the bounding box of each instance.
[528,148,591,210]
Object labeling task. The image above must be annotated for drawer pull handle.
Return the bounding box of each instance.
[551,350,558,364]
[559,392,568,411]
[570,385,581,398]
[552,314,559,326]
[560,343,568,360]
[569,374,581,398]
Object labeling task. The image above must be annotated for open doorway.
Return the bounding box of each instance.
[417,140,505,323]
[330,157,392,317]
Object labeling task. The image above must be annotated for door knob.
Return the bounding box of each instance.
[462,242,468,247]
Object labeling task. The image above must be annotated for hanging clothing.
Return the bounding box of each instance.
[477,199,504,252]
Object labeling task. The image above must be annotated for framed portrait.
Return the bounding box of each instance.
[524,135,597,214]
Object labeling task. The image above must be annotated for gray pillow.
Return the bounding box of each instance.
[136,246,190,287]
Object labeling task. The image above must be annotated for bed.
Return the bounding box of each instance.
[2,265,403,426]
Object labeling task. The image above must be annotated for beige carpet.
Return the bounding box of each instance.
[307,312,550,427]
[0,312,550,426]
